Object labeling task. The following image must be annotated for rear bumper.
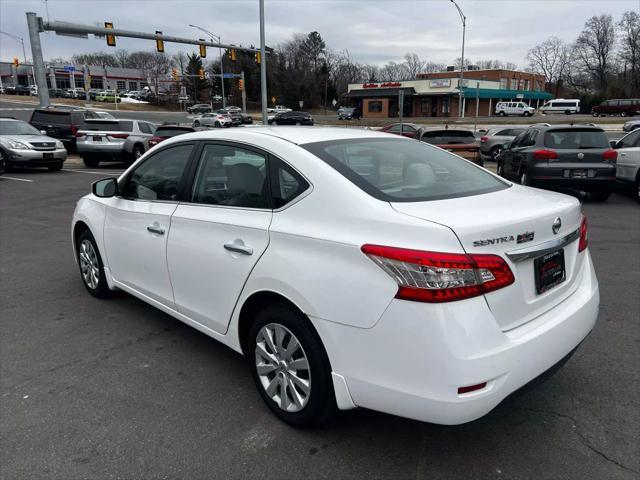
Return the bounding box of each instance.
[529,165,616,191]
[77,142,129,158]
[6,148,67,165]
[313,250,599,424]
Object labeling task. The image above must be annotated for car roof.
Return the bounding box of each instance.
[529,124,604,131]
[417,126,474,133]
[162,126,397,146]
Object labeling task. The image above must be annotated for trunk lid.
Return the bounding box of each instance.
[392,185,585,331]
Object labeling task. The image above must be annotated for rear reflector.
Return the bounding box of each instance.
[361,245,514,303]
[578,215,588,252]
[458,382,487,394]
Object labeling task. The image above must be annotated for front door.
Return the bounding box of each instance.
[167,143,272,334]
[103,143,195,307]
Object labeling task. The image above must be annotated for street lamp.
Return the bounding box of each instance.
[449,0,466,118]
[0,30,35,86]
[189,24,226,108]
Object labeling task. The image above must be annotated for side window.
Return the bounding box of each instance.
[403,125,416,133]
[123,143,193,201]
[138,122,151,134]
[388,124,402,133]
[496,129,511,136]
[511,131,528,147]
[192,144,269,209]
[520,130,538,147]
[270,157,310,209]
[618,130,640,149]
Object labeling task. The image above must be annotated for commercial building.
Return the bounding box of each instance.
[0,61,148,91]
[345,68,552,118]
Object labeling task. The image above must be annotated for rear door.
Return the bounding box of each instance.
[167,142,272,334]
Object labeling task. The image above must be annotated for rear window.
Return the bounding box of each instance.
[32,110,71,124]
[302,138,507,202]
[154,127,194,137]
[420,130,476,145]
[544,129,609,149]
[83,120,134,132]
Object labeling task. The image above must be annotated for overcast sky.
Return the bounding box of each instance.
[0,0,637,68]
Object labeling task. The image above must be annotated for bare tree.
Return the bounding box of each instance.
[172,52,188,76]
[403,53,425,78]
[573,14,616,93]
[526,37,570,91]
[421,62,446,73]
[618,11,640,96]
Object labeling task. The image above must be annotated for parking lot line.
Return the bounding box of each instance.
[0,176,34,182]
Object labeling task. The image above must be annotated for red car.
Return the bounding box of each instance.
[148,125,195,148]
[416,127,482,166]
[379,123,419,138]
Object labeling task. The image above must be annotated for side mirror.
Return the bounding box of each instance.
[610,140,618,149]
[40,130,47,135]
[92,178,118,198]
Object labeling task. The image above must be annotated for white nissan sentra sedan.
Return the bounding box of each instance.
[71,127,599,427]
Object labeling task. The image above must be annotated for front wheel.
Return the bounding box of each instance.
[249,303,336,428]
[621,111,628,117]
[76,229,112,298]
[499,111,506,117]
[592,112,599,117]
[214,121,221,128]
[490,146,503,161]
[132,145,144,161]
[193,120,200,127]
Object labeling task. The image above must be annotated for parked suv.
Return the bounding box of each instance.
[416,127,482,166]
[187,103,212,114]
[0,117,67,171]
[612,129,640,202]
[495,101,535,117]
[148,124,195,148]
[193,112,232,128]
[480,127,526,160]
[30,107,99,152]
[592,99,640,117]
[76,118,156,167]
[497,124,617,201]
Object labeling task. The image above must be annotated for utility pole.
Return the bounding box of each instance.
[241,70,247,113]
[26,12,49,107]
[450,0,466,118]
[259,0,268,125]
[474,81,479,132]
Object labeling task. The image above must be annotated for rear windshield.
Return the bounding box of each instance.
[31,111,71,124]
[420,130,475,145]
[544,129,609,149]
[83,120,134,132]
[154,127,194,136]
[302,138,507,202]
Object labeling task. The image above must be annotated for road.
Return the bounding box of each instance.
[1,164,638,479]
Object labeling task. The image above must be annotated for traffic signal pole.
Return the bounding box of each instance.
[26,12,49,107]
[259,0,268,125]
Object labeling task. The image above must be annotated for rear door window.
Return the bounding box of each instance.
[544,129,609,149]
[270,157,310,209]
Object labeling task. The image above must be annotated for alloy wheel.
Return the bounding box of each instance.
[255,323,311,412]
[491,147,502,161]
[79,239,100,289]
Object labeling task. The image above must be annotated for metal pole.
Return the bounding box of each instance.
[26,12,50,107]
[259,0,268,125]
[219,36,226,108]
[83,64,90,102]
[241,70,247,113]
[450,0,466,119]
[474,81,479,132]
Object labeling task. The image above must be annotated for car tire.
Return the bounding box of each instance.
[592,112,599,117]
[248,302,337,428]
[215,121,221,128]
[0,150,8,173]
[635,175,640,203]
[490,146,503,161]
[499,111,506,117]
[48,162,63,171]
[193,120,200,127]
[76,229,112,299]
[83,157,99,168]
[590,190,611,202]
[295,121,302,126]
[565,110,571,115]
[621,111,627,117]
[496,161,504,177]
[132,145,144,161]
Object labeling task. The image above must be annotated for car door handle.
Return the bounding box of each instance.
[146,225,165,235]
[224,242,253,255]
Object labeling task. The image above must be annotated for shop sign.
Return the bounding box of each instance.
[362,82,402,88]
[430,79,451,88]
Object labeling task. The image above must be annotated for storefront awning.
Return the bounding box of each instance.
[345,87,416,98]
[459,87,552,100]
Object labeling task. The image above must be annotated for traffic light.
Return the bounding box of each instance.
[156,31,164,53]
[199,41,206,58]
[198,68,205,80]
[104,22,116,47]
[228,49,237,61]
[238,78,244,91]
[12,57,19,67]
[254,51,261,64]
[171,68,179,81]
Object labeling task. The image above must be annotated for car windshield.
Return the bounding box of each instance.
[420,130,476,145]
[303,138,508,202]
[544,129,609,149]
[155,127,193,136]
[0,121,41,135]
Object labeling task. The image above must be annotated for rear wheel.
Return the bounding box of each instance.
[565,110,571,115]
[499,111,506,117]
[249,303,336,428]
[520,170,530,186]
[48,162,63,171]
[193,120,200,127]
[621,111,628,117]
[295,121,302,126]
[131,145,144,161]
[83,156,99,168]
[592,112,599,117]
[490,146,503,161]
[76,229,112,298]
[590,190,611,202]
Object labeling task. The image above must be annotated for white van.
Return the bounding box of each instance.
[495,101,535,117]
[540,99,581,115]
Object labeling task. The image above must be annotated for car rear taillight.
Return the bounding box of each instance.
[602,149,617,163]
[110,133,129,139]
[578,216,588,252]
[480,136,488,143]
[70,124,78,136]
[532,149,559,161]
[148,136,163,147]
[361,245,514,303]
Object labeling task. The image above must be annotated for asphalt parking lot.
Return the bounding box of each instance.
[1,164,639,480]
